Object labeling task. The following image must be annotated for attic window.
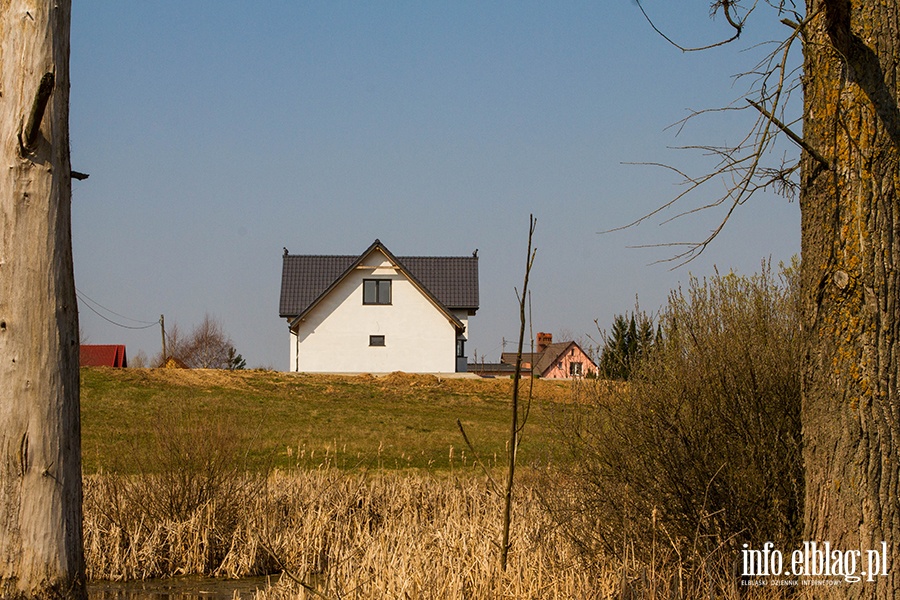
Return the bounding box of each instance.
[363,279,391,305]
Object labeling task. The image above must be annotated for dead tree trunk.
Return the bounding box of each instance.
[0,1,85,598]
[801,1,900,597]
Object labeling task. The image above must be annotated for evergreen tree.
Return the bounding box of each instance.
[598,311,656,380]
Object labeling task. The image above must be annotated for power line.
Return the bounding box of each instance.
[76,289,158,324]
[75,289,159,331]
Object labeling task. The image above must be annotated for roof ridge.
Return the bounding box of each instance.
[284,254,358,258]
[285,253,475,259]
[399,255,478,259]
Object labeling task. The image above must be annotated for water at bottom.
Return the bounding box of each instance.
[87,575,275,600]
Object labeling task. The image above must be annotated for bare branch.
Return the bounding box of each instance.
[634,0,749,53]
[608,3,812,266]
[717,0,744,36]
[501,214,537,571]
[747,98,831,168]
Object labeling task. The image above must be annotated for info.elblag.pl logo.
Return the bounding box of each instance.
[741,541,890,585]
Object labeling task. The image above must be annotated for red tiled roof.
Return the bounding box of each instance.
[80,345,127,368]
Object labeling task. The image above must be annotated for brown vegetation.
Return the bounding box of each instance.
[84,468,813,599]
[545,263,803,598]
[84,470,592,596]
[95,368,574,403]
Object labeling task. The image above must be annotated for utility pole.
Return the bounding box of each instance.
[160,314,167,364]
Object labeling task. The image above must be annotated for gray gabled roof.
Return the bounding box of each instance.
[279,240,479,322]
[279,254,357,318]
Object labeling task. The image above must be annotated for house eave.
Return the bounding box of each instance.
[281,239,477,334]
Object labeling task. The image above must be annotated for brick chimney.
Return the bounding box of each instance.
[537,332,552,353]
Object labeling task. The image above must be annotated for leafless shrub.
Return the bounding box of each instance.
[86,398,265,574]
[546,260,802,595]
[128,350,149,368]
[154,314,244,369]
[182,314,233,369]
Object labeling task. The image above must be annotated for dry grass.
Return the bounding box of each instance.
[84,469,599,597]
[86,368,575,404]
[84,469,808,600]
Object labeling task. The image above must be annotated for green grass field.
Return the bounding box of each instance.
[80,367,580,474]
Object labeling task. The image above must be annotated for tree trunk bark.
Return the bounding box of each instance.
[0,1,85,598]
[801,1,900,597]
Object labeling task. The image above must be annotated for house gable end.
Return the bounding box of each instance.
[281,240,477,332]
[535,341,598,378]
[532,342,574,375]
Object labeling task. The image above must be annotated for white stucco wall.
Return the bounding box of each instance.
[288,253,466,373]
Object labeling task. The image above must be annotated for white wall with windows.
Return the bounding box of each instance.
[288,252,468,373]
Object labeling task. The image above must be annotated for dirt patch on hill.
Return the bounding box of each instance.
[115,367,278,392]
[86,367,585,403]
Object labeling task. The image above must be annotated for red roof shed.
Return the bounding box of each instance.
[80,345,128,368]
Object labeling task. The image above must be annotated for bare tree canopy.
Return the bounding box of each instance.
[620,0,806,266]
[158,314,245,370]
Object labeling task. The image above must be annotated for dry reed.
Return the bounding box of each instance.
[84,469,804,599]
[85,469,602,597]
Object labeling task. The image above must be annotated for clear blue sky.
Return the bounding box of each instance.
[70,2,801,369]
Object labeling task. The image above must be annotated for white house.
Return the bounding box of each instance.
[279,240,479,373]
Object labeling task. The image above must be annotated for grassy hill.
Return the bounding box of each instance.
[80,367,581,474]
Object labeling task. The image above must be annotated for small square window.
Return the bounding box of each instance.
[369,335,385,347]
[363,279,392,305]
[569,362,583,377]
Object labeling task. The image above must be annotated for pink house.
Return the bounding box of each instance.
[500,332,598,379]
